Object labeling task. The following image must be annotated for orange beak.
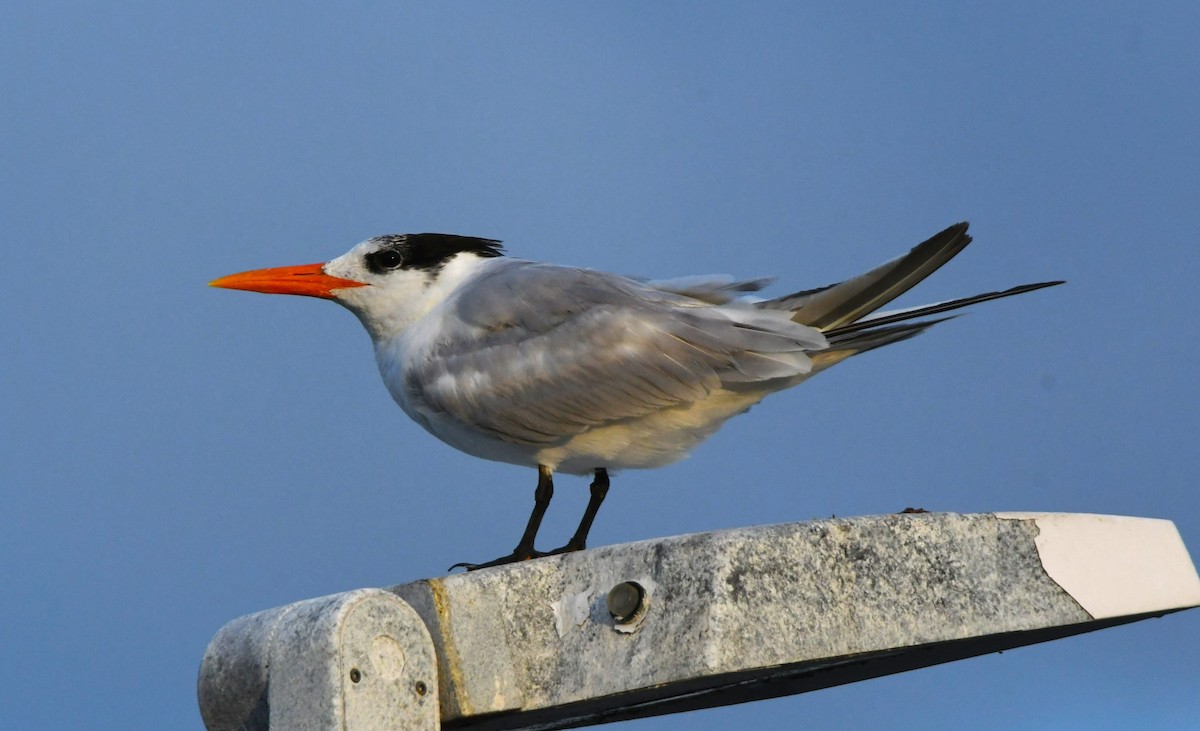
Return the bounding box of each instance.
[209,263,367,299]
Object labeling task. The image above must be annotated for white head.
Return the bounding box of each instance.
[210,233,505,341]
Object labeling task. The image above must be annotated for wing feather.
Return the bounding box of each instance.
[405,263,825,445]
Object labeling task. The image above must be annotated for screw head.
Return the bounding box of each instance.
[349,668,362,683]
[607,581,646,623]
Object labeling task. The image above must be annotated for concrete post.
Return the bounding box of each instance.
[198,588,439,730]
[198,512,1200,730]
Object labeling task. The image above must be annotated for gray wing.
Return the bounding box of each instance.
[641,274,775,304]
[406,262,826,445]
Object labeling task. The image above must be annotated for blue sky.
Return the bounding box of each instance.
[3,3,1197,729]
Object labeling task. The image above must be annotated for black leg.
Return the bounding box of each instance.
[550,468,609,555]
[451,465,555,571]
[513,465,555,557]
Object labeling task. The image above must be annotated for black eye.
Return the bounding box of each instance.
[367,249,404,272]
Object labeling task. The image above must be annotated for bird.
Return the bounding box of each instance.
[210,222,1061,569]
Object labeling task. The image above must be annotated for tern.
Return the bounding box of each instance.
[211,222,1061,569]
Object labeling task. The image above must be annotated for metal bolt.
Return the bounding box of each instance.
[349,668,362,683]
[607,581,646,623]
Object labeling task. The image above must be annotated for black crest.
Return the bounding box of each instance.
[364,233,505,274]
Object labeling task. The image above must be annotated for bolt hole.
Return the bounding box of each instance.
[607,581,647,623]
[414,680,427,696]
[349,668,362,683]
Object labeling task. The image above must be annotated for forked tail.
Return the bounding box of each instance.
[759,222,1063,369]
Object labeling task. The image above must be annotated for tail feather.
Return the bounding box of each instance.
[825,280,1064,339]
[762,222,973,329]
[812,317,954,372]
[825,316,955,349]
[761,221,1063,371]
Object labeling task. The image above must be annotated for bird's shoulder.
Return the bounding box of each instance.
[446,259,676,336]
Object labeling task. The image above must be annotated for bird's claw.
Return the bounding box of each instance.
[449,548,543,572]
[448,540,586,572]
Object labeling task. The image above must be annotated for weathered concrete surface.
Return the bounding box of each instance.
[388,513,1199,730]
[198,588,438,731]
[198,513,1200,731]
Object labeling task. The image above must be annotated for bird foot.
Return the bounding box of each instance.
[448,540,586,572]
[448,551,538,572]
